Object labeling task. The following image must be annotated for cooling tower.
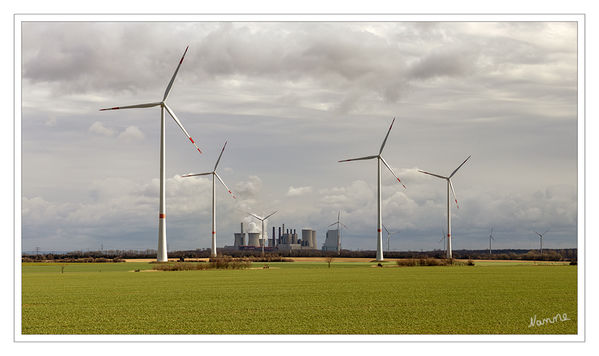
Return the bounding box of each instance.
[234,233,245,247]
[248,232,261,247]
[302,229,312,247]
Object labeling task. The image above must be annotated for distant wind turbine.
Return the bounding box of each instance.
[419,155,471,259]
[182,141,236,257]
[248,211,278,256]
[535,229,549,255]
[440,228,446,255]
[328,211,348,254]
[489,227,495,256]
[100,46,202,262]
[382,224,399,252]
[339,118,406,261]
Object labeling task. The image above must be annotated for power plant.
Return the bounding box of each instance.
[226,222,318,252]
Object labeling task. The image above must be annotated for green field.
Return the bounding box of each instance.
[21,261,577,334]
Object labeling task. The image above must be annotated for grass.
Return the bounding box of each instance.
[21,260,577,334]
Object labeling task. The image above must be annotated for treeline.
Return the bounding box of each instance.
[22,247,577,262]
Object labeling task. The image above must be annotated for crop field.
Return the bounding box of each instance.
[21,260,577,334]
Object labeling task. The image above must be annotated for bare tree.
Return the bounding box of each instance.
[326,256,334,268]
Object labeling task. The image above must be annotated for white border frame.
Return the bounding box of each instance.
[14,13,585,343]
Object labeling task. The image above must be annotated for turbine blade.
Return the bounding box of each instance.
[418,170,447,180]
[340,222,348,229]
[380,156,406,189]
[328,222,337,227]
[542,229,550,236]
[163,46,189,101]
[449,179,460,209]
[338,155,378,163]
[100,102,161,111]
[163,103,202,154]
[449,155,471,178]
[264,211,278,220]
[215,172,236,199]
[383,224,390,234]
[214,141,228,171]
[379,117,396,154]
[181,172,212,177]
[248,212,263,220]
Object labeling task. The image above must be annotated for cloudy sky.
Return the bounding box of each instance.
[20,20,579,253]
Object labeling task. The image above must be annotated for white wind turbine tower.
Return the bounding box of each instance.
[382,224,398,253]
[248,211,278,256]
[488,227,495,256]
[100,46,202,262]
[535,229,549,255]
[419,155,471,259]
[182,141,236,257]
[328,211,348,254]
[339,118,406,261]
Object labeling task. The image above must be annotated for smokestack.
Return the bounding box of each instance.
[272,226,276,247]
[240,222,244,234]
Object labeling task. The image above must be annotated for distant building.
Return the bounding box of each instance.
[234,222,246,247]
[322,229,340,253]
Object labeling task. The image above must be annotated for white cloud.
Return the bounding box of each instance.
[234,176,262,199]
[89,121,115,136]
[118,126,145,140]
[286,185,312,197]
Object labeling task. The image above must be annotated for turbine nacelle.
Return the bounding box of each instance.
[418,155,470,209]
[182,141,236,199]
[100,46,202,153]
[338,118,406,189]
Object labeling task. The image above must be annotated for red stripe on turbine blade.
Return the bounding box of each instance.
[180,47,188,64]
[212,231,216,235]
[159,213,166,219]
[189,137,195,144]
[378,229,382,232]
[197,148,202,153]
[447,234,451,237]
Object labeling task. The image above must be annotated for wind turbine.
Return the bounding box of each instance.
[489,227,495,256]
[535,229,549,255]
[248,211,278,256]
[419,155,471,259]
[182,141,236,257]
[338,118,406,261]
[382,224,398,253]
[100,46,201,262]
[328,211,348,254]
[439,228,446,255]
